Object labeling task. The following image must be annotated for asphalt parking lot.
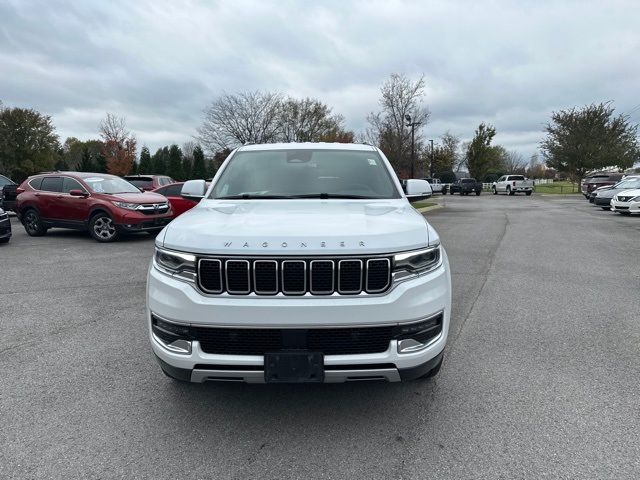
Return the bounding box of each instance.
[1,194,639,479]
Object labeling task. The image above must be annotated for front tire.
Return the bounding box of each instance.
[507,187,514,196]
[23,209,47,237]
[476,190,481,196]
[525,191,532,196]
[89,213,119,242]
[0,237,9,244]
[492,187,497,195]
[601,207,610,211]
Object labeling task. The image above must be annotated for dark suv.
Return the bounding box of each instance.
[123,174,174,191]
[16,172,173,242]
[0,174,17,211]
[581,173,624,198]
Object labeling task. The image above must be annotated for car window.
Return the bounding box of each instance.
[126,178,153,189]
[0,175,13,187]
[461,179,476,183]
[210,149,400,199]
[29,177,43,190]
[508,175,525,181]
[615,179,640,189]
[41,176,63,192]
[62,177,86,193]
[161,184,182,196]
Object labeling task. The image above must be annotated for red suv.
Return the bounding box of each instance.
[16,172,173,242]
[123,174,174,191]
[152,181,210,217]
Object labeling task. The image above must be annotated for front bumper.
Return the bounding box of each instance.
[0,216,11,239]
[147,250,452,383]
[594,197,612,206]
[611,199,640,214]
[117,213,172,232]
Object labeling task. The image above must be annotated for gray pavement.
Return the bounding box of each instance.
[1,194,639,479]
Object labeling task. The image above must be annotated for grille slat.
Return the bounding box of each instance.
[198,257,392,296]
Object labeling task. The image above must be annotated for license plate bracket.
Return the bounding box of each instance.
[264,351,324,383]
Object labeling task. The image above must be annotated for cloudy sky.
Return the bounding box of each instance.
[2,0,639,158]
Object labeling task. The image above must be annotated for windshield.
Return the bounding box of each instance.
[0,175,14,187]
[83,176,141,194]
[209,149,401,199]
[125,178,154,189]
[614,178,640,189]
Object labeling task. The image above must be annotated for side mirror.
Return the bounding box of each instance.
[405,179,432,202]
[181,179,207,201]
[69,189,88,197]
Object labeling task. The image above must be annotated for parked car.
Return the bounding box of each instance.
[423,177,443,193]
[445,178,482,195]
[593,177,640,209]
[148,143,450,384]
[0,174,17,211]
[15,172,173,242]
[492,175,533,196]
[581,173,624,198]
[0,207,11,243]
[610,189,640,215]
[123,174,175,191]
[152,181,210,217]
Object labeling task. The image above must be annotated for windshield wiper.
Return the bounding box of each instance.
[216,194,294,199]
[288,193,377,199]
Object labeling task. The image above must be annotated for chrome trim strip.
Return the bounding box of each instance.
[253,259,278,295]
[151,333,192,355]
[397,331,443,354]
[337,259,363,294]
[365,258,390,293]
[281,260,306,295]
[309,259,334,294]
[197,258,223,293]
[225,259,251,294]
[151,309,444,330]
[190,368,401,383]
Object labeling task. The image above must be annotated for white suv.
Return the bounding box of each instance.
[147,143,451,383]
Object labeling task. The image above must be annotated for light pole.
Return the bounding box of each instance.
[430,139,434,178]
[405,114,421,178]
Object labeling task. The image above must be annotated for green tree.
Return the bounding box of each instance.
[541,102,640,182]
[167,144,183,180]
[464,123,497,180]
[152,147,167,174]
[94,152,107,173]
[139,146,152,173]
[78,147,94,171]
[191,145,207,179]
[182,156,192,180]
[0,106,60,181]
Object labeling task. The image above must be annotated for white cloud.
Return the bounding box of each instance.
[1,0,639,158]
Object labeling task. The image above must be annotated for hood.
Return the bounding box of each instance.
[617,188,640,198]
[106,192,167,203]
[161,199,431,255]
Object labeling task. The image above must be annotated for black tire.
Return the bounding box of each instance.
[492,187,497,195]
[442,188,447,195]
[89,212,119,242]
[601,207,610,211]
[419,356,443,379]
[525,191,532,196]
[507,187,514,196]
[620,211,631,216]
[475,190,481,196]
[22,209,47,237]
[0,237,9,244]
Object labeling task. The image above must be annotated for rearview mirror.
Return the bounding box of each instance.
[404,179,432,202]
[181,179,207,201]
[69,189,88,197]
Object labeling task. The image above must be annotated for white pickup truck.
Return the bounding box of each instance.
[147,142,451,384]
[423,177,443,193]
[492,175,534,196]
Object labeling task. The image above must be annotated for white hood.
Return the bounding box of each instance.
[160,199,431,255]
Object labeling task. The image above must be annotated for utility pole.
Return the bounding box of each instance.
[430,139,434,178]
[405,114,421,178]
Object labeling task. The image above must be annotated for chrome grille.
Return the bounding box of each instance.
[198,257,391,296]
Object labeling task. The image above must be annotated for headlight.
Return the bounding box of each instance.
[154,247,197,282]
[112,201,140,210]
[393,245,441,281]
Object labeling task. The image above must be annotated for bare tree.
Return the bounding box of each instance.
[366,73,430,175]
[279,97,345,142]
[197,91,283,151]
[98,113,136,176]
[503,150,527,174]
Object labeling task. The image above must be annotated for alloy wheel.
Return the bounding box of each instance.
[93,217,116,240]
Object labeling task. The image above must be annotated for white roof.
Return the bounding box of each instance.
[237,142,376,152]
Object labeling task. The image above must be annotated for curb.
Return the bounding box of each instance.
[416,204,442,213]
